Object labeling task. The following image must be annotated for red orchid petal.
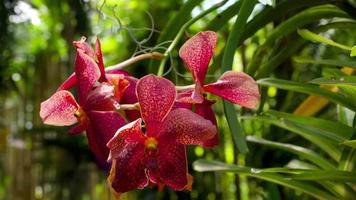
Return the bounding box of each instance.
[86,110,126,165]
[57,73,77,91]
[106,74,130,101]
[204,71,260,109]
[172,101,192,110]
[179,31,218,85]
[86,125,110,169]
[86,83,118,111]
[195,99,218,147]
[95,37,106,81]
[177,87,204,104]
[176,89,194,103]
[160,108,217,146]
[107,119,148,193]
[120,76,140,121]
[149,135,188,190]
[106,69,130,76]
[68,124,86,135]
[73,37,96,59]
[40,90,79,126]
[56,67,130,92]
[75,49,101,105]
[136,75,176,136]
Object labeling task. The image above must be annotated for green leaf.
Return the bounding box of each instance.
[205,1,242,31]
[243,113,341,161]
[341,140,356,148]
[310,76,356,86]
[246,136,336,169]
[220,0,258,154]
[350,45,356,57]
[293,56,356,68]
[265,5,349,47]
[221,0,257,72]
[290,171,356,182]
[298,29,352,51]
[258,0,276,7]
[223,101,249,154]
[257,78,356,112]
[193,160,340,200]
[266,110,354,142]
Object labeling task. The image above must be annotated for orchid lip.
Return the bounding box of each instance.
[145,137,158,150]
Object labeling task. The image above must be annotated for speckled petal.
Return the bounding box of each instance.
[86,83,118,111]
[95,37,106,81]
[136,75,176,136]
[120,76,141,121]
[73,37,96,59]
[75,49,101,105]
[177,87,204,104]
[204,71,260,109]
[68,124,86,135]
[195,99,218,147]
[106,74,130,101]
[40,90,79,126]
[172,101,192,110]
[179,31,217,85]
[87,110,127,166]
[118,76,140,121]
[160,108,216,146]
[149,134,188,190]
[57,73,76,91]
[107,119,148,193]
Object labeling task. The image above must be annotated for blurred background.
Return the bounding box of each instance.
[1,0,356,200]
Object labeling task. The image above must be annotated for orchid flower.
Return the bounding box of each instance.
[106,75,217,195]
[40,38,128,167]
[58,37,140,121]
[177,31,260,147]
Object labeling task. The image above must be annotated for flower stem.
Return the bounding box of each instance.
[175,84,195,91]
[156,0,228,76]
[117,103,140,111]
[106,52,164,72]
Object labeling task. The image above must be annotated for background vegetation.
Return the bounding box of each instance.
[0,0,355,199]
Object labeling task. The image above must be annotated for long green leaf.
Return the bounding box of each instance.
[298,29,352,51]
[257,78,356,111]
[253,22,356,77]
[290,171,356,182]
[249,5,351,76]
[205,1,242,31]
[266,110,354,141]
[224,102,249,154]
[341,140,356,148]
[193,160,339,200]
[242,115,341,160]
[246,136,336,169]
[293,56,356,68]
[264,5,349,47]
[220,0,258,154]
[243,0,335,47]
[310,76,356,86]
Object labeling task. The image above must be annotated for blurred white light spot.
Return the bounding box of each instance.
[11,73,21,82]
[35,186,43,199]
[9,1,41,25]
[25,121,33,130]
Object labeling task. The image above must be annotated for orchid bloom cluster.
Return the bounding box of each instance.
[39,31,260,196]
